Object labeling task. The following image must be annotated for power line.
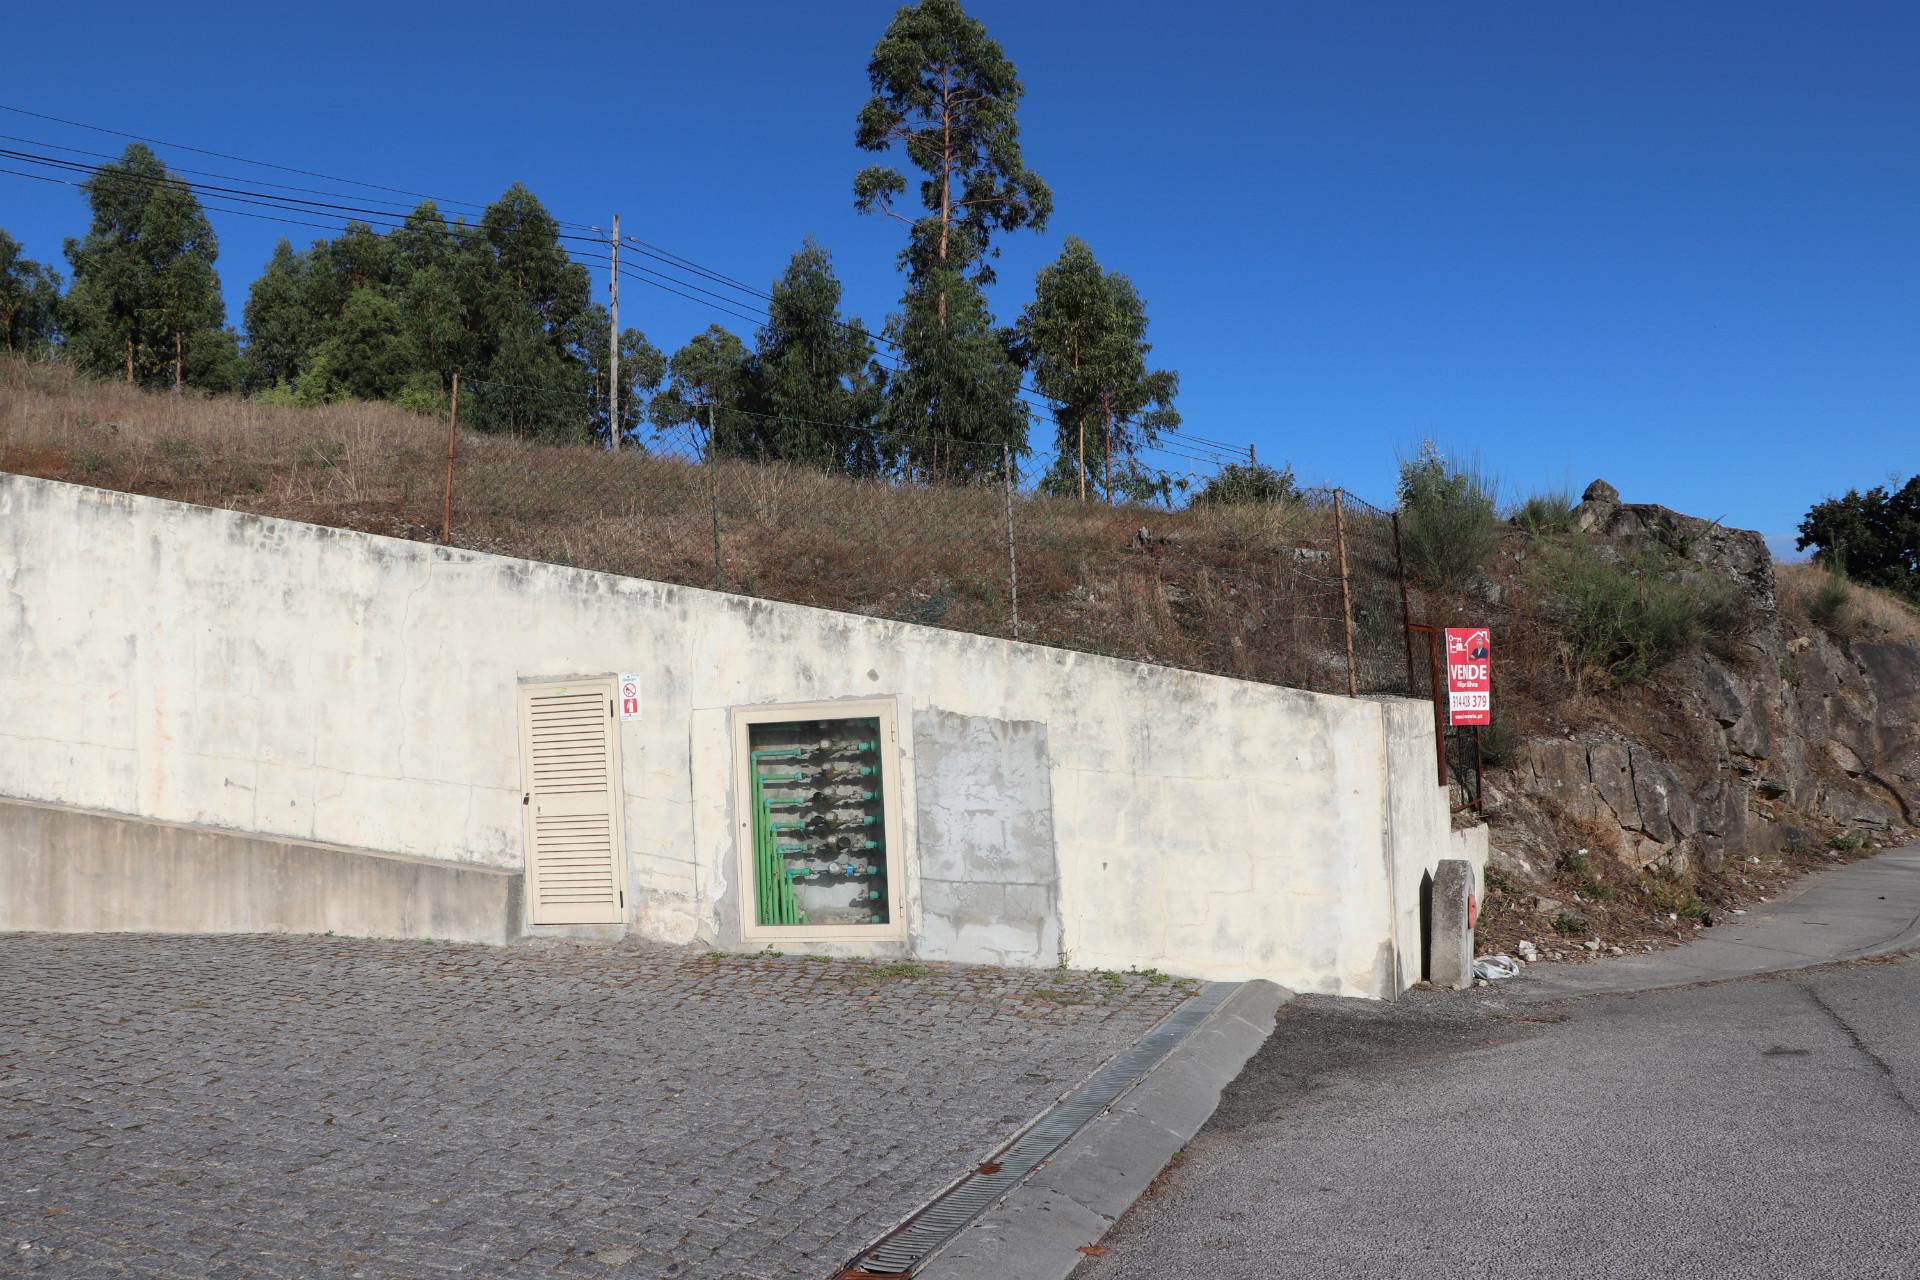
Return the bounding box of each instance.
[0,116,1252,464]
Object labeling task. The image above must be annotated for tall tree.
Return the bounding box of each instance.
[854,0,1051,307]
[651,325,754,457]
[0,230,62,357]
[62,144,231,390]
[1015,237,1179,501]
[883,255,1027,481]
[1798,477,1920,602]
[746,239,890,472]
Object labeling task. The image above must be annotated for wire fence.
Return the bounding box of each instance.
[0,355,1437,706]
[438,376,1419,701]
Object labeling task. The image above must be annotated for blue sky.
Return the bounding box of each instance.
[3,1,1914,549]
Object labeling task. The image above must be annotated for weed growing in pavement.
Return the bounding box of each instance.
[856,960,931,982]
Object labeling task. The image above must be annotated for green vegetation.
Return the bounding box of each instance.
[1016,236,1179,501]
[1511,488,1575,537]
[1477,714,1523,767]
[1808,561,1854,635]
[1798,476,1920,604]
[1647,874,1709,921]
[1558,849,1616,902]
[1544,547,1742,691]
[1188,460,1299,508]
[1396,442,1499,591]
[1550,911,1588,936]
[0,230,62,357]
[61,145,235,391]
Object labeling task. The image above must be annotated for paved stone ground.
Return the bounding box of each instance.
[0,933,1193,1279]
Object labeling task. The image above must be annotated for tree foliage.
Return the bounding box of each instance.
[238,187,660,440]
[854,0,1050,287]
[61,144,235,390]
[1016,237,1178,501]
[883,256,1027,480]
[0,230,62,356]
[1798,477,1920,602]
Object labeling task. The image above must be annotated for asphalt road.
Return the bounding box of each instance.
[1076,956,1920,1280]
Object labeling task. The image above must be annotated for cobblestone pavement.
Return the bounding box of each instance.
[0,933,1194,1279]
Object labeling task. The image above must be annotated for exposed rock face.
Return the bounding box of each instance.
[1496,483,1916,880]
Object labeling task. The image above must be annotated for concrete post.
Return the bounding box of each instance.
[1430,858,1476,990]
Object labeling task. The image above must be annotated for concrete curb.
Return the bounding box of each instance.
[914,978,1290,1280]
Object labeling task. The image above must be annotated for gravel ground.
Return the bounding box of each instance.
[0,932,1192,1279]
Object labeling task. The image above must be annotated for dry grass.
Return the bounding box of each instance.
[1777,561,1920,646]
[0,358,1403,694]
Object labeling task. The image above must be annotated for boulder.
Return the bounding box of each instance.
[1630,747,1695,842]
[1588,743,1641,830]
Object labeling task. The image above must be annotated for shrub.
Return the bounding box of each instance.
[1397,442,1498,591]
[1545,549,1743,690]
[1808,562,1854,635]
[1188,460,1298,507]
[1477,713,1522,767]
[1511,488,1574,537]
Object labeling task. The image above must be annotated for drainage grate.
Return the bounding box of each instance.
[839,981,1239,1277]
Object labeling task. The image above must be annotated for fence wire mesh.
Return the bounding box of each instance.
[0,357,1422,702]
[439,378,1420,700]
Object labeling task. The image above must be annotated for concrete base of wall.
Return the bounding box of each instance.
[0,798,523,945]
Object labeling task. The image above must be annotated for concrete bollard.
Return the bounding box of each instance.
[1429,858,1476,990]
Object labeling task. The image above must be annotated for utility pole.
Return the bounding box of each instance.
[607,214,620,451]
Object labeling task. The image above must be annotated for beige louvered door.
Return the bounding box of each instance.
[518,680,626,925]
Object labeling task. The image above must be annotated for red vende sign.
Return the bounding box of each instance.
[1445,627,1492,726]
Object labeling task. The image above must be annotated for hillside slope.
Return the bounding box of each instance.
[1457,483,1920,957]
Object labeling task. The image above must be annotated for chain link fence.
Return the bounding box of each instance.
[0,358,1427,704]
[437,377,1420,701]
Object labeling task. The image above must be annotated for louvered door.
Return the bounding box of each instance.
[518,680,625,925]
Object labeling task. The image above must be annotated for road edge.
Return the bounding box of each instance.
[913,978,1290,1280]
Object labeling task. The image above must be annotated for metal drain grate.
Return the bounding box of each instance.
[841,981,1239,1276]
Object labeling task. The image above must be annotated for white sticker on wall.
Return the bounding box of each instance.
[617,674,642,720]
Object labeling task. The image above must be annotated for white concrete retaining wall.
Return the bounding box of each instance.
[1,475,1470,996]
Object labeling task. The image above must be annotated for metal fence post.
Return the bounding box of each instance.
[706,405,724,591]
[440,371,459,546]
[1392,510,1416,696]
[1333,488,1358,697]
[1003,443,1021,641]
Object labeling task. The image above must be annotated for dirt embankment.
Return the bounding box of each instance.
[1443,484,1920,963]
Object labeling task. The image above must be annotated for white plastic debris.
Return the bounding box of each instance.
[1472,954,1521,981]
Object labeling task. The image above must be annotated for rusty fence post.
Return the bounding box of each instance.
[706,405,724,591]
[440,371,460,545]
[1392,511,1416,697]
[1333,488,1359,697]
[1003,442,1021,641]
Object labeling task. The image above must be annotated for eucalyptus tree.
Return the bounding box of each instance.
[651,324,755,457]
[747,239,890,472]
[0,230,62,356]
[63,144,232,389]
[1016,237,1179,502]
[854,0,1051,297]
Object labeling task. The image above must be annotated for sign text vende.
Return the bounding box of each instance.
[1444,627,1492,727]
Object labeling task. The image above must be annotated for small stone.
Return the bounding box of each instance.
[1582,940,1601,952]
[1474,978,1489,987]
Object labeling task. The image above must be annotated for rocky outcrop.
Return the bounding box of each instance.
[1493,481,1917,882]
